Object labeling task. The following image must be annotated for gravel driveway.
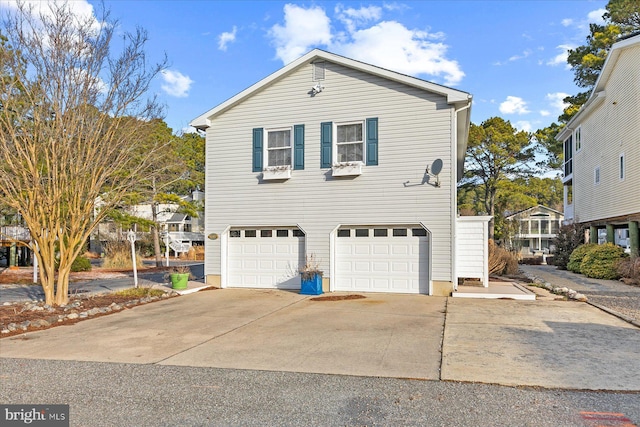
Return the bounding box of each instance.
[520,264,640,324]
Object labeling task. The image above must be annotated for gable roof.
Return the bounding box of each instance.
[191,49,471,128]
[557,33,640,140]
[191,49,472,181]
[504,204,564,220]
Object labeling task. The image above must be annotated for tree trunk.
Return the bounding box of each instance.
[54,266,71,306]
[152,225,162,267]
[151,201,163,267]
[488,189,496,241]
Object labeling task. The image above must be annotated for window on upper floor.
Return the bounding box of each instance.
[620,153,625,181]
[563,135,573,177]
[266,128,292,168]
[336,122,363,163]
[252,125,305,177]
[320,118,378,176]
[595,166,600,185]
[574,127,581,152]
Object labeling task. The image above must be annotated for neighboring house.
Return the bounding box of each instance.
[504,205,564,256]
[192,49,480,296]
[0,220,31,267]
[92,189,205,255]
[557,33,640,256]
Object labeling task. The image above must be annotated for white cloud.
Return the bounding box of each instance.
[218,26,237,51]
[499,96,530,115]
[547,44,574,69]
[0,0,103,33]
[268,4,332,64]
[508,49,531,62]
[335,4,382,32]
[161,70,193,98]
[546,92,570,115]
[514,121,532,132]
[540,110,550,117]
[336,21,463,85]
[268,4,464,86]
[561,18,573,27]
[587,8,606,25]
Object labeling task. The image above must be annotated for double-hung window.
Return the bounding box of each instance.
[266,128,292,168]
[320,118,378,176]
[335,122,364,163]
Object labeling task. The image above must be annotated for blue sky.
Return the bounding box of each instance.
[2,0,608,134]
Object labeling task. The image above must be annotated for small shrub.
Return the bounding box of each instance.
[179,245,205,260]
[102,240,143,269]
[114,287,165,298]
[580,243,628,280]
[55,255,92,272]
[617,257,640,285]
[70,256,92,272]
[519,257,543,265]
[567,243,598,273]
[489,240,519,275]
[553,223,586,270]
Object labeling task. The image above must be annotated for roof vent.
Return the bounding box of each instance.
[313,62,325,81]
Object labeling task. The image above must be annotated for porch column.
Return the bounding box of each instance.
[9,243,17,267]
[630,221,639,258]
[589,226,598,244]
[606,224,615,244]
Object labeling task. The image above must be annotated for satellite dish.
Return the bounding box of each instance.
[431,159,443,176]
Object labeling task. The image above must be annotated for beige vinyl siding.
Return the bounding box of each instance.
[573,44,640,223]
[204,61,455,282]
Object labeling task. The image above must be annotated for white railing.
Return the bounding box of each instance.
[0,226,31,242]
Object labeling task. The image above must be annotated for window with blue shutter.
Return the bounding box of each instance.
[294,124,304,170]
[252,128,263,172]
[366,117,378,166]
[321,122,332,168]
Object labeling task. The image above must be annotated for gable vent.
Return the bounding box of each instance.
[312,62,325,81]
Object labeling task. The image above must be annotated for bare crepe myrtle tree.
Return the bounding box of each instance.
[0,1,168,305]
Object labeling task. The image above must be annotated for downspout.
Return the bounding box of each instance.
[451,100,472,292]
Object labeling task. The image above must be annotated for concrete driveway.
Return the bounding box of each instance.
[0,289,446,380]
[1,288,639,390]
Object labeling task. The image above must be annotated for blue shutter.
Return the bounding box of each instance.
[366,118,378,166]
[294,124,304,170]
[252,128,263,172]
[320,122,332,168]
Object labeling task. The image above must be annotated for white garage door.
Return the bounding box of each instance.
[335,226,429,294]
[228,228,304,289]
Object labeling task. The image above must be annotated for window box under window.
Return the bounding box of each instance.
[331,161,362,177]
[262,165,292,180]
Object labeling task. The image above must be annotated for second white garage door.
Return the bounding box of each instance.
[228,228,304,289]
[334,226,429,294]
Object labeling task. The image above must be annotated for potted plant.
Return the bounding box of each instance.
[167,265,192,290]
[299,254,323,295]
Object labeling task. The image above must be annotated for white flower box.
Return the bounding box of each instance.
[332,162,363,177]
[262,167,291,180]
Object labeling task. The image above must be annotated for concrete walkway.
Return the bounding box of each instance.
[1,288,638,391]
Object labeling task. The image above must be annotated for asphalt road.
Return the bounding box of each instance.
[0,263,205,304]
[1,358,638,427]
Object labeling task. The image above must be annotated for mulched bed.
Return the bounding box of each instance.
[0,291,178,339]
[310,294,365,302]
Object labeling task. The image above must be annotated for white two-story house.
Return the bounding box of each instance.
[504,205,564,256]
[558,34,640,256]
[192,49,475,295]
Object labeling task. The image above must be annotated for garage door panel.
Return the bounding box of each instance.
[228,230,303,289]
[335,227,429,294]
